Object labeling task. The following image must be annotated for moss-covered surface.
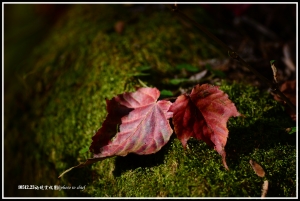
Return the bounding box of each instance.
[4,4,296,197]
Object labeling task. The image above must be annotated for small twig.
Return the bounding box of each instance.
[138,78,148,87]
[270,60,278,84]
[261,180,269,198]
[171,5,296,112]
[162,96,178,102]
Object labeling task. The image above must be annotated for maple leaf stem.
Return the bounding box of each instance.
[171,5,296,113]
[58,157,111,178]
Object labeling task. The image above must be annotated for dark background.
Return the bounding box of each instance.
[4,3,297,197]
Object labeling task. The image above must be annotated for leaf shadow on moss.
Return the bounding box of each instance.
[113,134,177,177]
[223,105,296,197]
[225,111,295,168]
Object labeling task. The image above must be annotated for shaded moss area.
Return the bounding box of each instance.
[88,82,295,197]
[4,4,295,197]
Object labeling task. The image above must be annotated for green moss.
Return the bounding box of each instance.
[5,5,295,197]
[85,81,295,197]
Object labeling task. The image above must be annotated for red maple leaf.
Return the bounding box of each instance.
[90,87,173,158]
[170,84,240,170]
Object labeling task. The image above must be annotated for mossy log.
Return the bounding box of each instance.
[4,4,295,197]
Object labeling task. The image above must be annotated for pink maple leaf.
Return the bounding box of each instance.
[59,87,173,178]
[90,87,173,158]
[169,84,240,170]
